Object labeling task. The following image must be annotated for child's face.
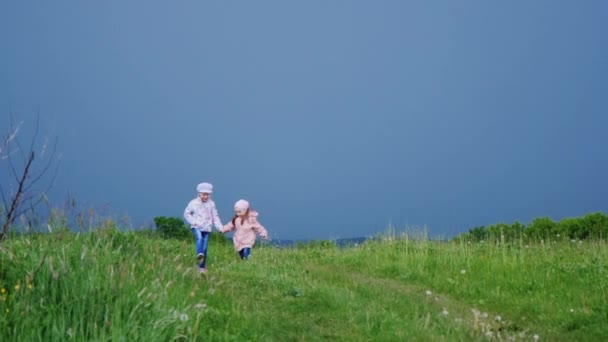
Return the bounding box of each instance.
[198,193,210,202]
[235,208,247,217]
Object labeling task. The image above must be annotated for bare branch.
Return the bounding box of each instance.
[1,150,35,240]
[23,136,59,193]
[1,112,60,242]
[0,183,8,212]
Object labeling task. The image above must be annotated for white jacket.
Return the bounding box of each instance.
[183,198,223,232]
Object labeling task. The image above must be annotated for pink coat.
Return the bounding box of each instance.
[221,211,268,252]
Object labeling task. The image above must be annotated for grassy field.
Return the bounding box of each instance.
[1,228,606,341]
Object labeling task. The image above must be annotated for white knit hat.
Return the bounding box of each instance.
[234,199,249,211]
[196,182,213,193]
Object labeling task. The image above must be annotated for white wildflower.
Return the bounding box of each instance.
[195,303,207,310]
[570,308,574,313]
[441,309,448,316]
[460,269,466,275]
[533,334,539,341]
[425,290,432,296]
[180,313,189,321]
[471,308,480,317]
[495,315,502,322]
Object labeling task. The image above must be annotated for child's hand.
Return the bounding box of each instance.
[261,233,269,240]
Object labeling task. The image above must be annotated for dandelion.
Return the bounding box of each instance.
[570,308,574,313]
[195,303,207,310]
[481,312,488,319]
[471,308,480,317]
[460,269,466,275]
[5,309,9,313]
[180,313,189,321]
[441,309,448,316]
[495,315,502,322]
[533,334,539,341]
[14,284,20,291]
[1,288,5,294]
[27,284,33,290]
[425,290,432,296]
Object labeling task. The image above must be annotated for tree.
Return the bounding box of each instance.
[0,113,60,241]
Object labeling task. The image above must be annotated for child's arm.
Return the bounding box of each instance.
[211,201,223,232]
[183,202,198,227]
[250,212,268,240]
[221,221,235,234]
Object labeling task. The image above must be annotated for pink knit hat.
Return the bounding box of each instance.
[234,199,249,211]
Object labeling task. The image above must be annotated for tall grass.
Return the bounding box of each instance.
[1,227,606,340]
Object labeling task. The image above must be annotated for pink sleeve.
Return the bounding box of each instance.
[249,212,268,238]
[222,220,235,233]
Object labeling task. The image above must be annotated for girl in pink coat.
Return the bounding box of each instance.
[221,199,269,259]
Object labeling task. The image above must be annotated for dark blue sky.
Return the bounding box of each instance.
[1,1,607,240]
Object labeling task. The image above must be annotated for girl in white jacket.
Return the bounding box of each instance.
[184,182,223,274]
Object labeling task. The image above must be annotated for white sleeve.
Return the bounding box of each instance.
[184,202,197,227]
[211,202,223,231]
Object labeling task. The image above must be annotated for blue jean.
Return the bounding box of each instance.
[238,247,251,260]
[192,228,210,268]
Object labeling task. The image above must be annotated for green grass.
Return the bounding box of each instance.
[1,229,606,341]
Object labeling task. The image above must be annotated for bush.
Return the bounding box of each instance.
[454,212,608,243]
[580,212,608,239]
[152,216,231,245]
[153,216,190,240]
[526,217,557,239]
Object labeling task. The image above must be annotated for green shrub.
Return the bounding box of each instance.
[454,212,608,243]
[153,216,190,240]
[152,216,231,245]
[526,216,557,239]
[580,212,608,239]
